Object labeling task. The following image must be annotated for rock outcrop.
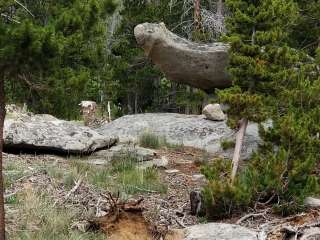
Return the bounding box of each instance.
[98,113,261,159]
[134,22,231,91]
[4,114,117,154]
[183,223,258,240]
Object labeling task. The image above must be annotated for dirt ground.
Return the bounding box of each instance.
[3,148,320,240]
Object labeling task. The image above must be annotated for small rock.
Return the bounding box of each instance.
[93,144,157,162]
[165,169,180,174]
[202,104,226,121]
[184,223,258,240]
[153,156,169,168]
[95,210,108,218]
[192,174,206,181]
[137,161,154,170]
[300,227,320,240]
[304,197,320,208]
[137,156,169,170]
[71,221,91,233]
[86,159,109,166]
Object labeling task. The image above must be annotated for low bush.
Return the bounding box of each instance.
[201,116,320,219]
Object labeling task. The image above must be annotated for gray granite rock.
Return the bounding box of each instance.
[184,223,258,240]
[92,144,157,162]
[134,22,231,91]
[98,113,261,159]
[4,114,116,154]
[203,104,226,121]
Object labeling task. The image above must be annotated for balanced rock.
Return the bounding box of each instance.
[184,223,258,240]
[4,114,116,154]
[98,113,260,159]
[134,22,231,91]
[203,104,226,121]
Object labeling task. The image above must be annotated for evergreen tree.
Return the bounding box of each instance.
[0,1,116,237]
[2,0,117,119]
[218,0,299,182]
[201,0,320,219]
[109,0,212,115]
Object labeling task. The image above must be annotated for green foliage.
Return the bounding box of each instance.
[67,153,167,196]
[201,159,252,219]
[108,0,211,115]
[219,0,299,124]
[220,139,235,150]
[7,190,106,240]
[1,0,116,119]
[203,0,320,219]
[139,132,162,149]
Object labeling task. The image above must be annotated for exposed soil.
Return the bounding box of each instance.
[98,211,152,240]
[3,148,320,240]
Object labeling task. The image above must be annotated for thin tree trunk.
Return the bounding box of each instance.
[231,118,248,184]
[185,86,190,114]
[134,92,138,114]
[230,26,255,184]
[194,0,202,30]
[0,74,6,240]
[127,93,132,114]
[217,0,223,15]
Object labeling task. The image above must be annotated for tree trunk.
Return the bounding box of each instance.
[0,74,6,240]
[231,118,248,184]
[217,0,223,15]
[194,0,202,30]
[134,92,138,114]
[185,86,190,114]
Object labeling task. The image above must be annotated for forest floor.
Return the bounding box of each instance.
[3,147,320,240]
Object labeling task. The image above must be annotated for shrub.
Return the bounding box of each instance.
[202,117,320,219]
[201,159,253,219]
[220,139,235,150]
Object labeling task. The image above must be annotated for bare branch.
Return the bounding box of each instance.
[14,0,34,17]
[0,13,21,24]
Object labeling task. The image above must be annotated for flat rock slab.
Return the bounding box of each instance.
[184,223,258,240]
[4,114,117,154]
[98,113,261,159]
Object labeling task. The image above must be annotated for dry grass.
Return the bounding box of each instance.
[3,152,168,239]
[6,187,106,240]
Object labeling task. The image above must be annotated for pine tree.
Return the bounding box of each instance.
[218,0,299,182]
[0,1,116,237]
[2,0,117,119]
[202,0,320,219]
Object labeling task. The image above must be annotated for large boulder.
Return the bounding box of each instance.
[134,22,231,91]
[183,223,258,240]
[4,114,117,154]
[98,113,260,159]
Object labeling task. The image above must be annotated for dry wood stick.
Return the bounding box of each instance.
[231,118,248,183]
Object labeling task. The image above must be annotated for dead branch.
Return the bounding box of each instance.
[231,118,248,183]
[54,176,83,206]
[0,13,21,23]
[236,209,270,224]
[65,176,83,199]
[14,0,34,17]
